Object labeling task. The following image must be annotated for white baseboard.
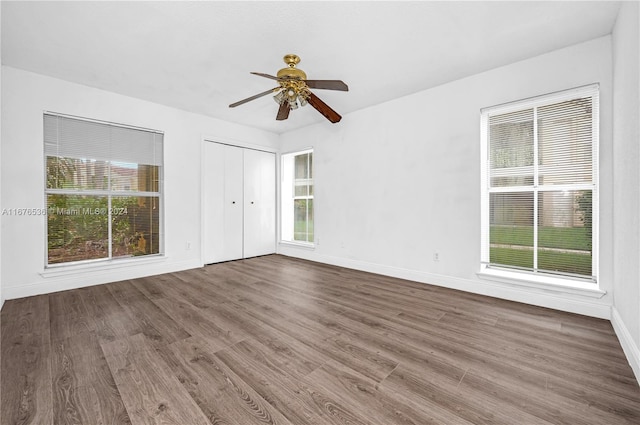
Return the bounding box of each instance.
[611,307,640,384]
[277,247,612,319]
[2,258,202,300]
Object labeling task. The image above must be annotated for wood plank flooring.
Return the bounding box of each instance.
[2,254,640,424]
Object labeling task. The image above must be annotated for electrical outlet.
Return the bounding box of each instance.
[186,241,191,251]
[433,252,440,261]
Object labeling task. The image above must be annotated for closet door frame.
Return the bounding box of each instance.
[201,137,278,265]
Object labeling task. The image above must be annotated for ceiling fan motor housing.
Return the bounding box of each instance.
[277,54,307,80]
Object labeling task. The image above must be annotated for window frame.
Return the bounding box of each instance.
[43,112,164,268]
[280,148,314,247]
[479,85,600,290]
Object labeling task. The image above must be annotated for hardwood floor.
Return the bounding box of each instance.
[2,254,639,424]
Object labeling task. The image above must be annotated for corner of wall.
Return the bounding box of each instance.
[612,306,640,383]
[611,0,640,386]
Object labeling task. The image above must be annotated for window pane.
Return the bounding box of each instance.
[294,153,309,179]
[538,190,592,276]
[489,192,534,269]
[294,199,313,242]
[46,156,108,190]
[293,152,311,197]
[111,196,160,258]
[538,98,593,185]
[111,163,160,192]
[47,194,109,264]
[294,181,309,197]
[489,109,534,187]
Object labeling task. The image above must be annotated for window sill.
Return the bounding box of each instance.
[40,254,166,278]
[279,240,315,250]
[477,266,606,299]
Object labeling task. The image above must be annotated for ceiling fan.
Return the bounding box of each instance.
[229,54,349,123]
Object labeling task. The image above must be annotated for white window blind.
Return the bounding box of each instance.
[44,114,163,166]
[481,85,598,281]
[44,113,163,266]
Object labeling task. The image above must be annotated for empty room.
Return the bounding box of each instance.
[1,1,639,424]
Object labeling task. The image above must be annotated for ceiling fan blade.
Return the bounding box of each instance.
[276,101,290,121]
[250,72,280,81]
[229,87,278,108]
[304,80,349,91]
[307,91,342,123]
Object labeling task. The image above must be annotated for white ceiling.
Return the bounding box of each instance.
[2,1,621,134]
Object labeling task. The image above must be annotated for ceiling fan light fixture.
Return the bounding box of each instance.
[273,90,285,104]
[298,88,310,107]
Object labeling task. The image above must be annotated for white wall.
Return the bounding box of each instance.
[1,66,278,299]
[279,36,614,319]
[0,3,3,309]
[611,1,640,382]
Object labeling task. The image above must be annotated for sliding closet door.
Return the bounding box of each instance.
[243,148,276,258]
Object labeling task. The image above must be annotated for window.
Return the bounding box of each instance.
[480,85,598,283]
[281,149,313,244]
[44,113,163,266]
